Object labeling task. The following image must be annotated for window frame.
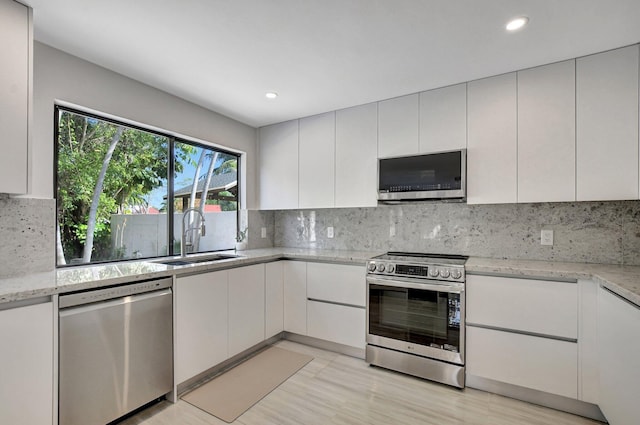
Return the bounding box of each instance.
[54,104,241,267]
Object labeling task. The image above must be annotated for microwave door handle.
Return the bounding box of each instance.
[366,276,463,294]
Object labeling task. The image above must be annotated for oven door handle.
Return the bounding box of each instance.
[366,276,464,293]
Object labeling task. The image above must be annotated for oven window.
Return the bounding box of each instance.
[369,284,461,351]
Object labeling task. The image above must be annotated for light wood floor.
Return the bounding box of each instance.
[120,340,602,425]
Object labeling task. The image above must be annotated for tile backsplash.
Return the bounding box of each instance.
[272,200,640,265]
[0,197,55,277]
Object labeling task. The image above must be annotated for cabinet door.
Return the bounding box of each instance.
[283,261,307,335]
[0,0,30,194]
[299,112,335,208]
[466,275,578,339]
[467,326,578,399]
[419,83,467,152]
[467,73,517,204]
[518,60,576,203]
[307,300,365,349]
[576,45,639,201]
[258,120,299,209]
[175,271,228,384]
[335,103,378,207]
[0,301,53,425]
[598,288,640,425]
[265,261,284,338]
[228,264,265,357]
[378,94,419,157]
[306,262,365,307]
[578,280,599,404]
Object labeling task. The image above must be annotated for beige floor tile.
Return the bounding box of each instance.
[125,341,602,425]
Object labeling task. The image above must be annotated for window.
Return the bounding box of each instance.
[55,106,239,266]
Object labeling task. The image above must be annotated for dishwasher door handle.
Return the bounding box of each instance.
[59,288,172,317]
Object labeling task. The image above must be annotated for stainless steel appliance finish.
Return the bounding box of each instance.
[378,149,466,201]
[59,278,173,425]
[366,252,467,388]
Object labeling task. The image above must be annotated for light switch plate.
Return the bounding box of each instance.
[261,227,267,238]
[541,229,554,246]
[327,227,334,238]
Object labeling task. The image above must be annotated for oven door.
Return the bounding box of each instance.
[366,275,464,365]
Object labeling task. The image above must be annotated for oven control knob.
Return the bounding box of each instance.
[451,269,462,280]
[429,268,439,277]
[368,262,377,272]
[377,263,386,272]
[387,264,395,273]
[440,269,451,278]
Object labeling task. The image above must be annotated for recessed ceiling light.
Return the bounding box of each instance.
[265,92,278,99]
[506,16,529,32]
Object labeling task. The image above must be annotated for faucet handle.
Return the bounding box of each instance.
[201,224,206,237]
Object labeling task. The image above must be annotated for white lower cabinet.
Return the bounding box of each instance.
[265,261,284,338]
[466,274,580,400]
[228,264,265,357]
[598,287,640,425]
[467,326,578,398]
[175,271,228,384]
[0,300,53,425]
[306,262,365,307]
[306,262,366,349]
[282,260,366,350]
[466,274,578,339]
[283,261,307,335]
[307,301,365,349]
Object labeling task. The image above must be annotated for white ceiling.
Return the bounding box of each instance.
[23,0,640,128]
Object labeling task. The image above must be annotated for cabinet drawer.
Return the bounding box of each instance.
[307,262,365,307]
[307,300,365,349]
[467,326,577,398]
[467,275,578,339]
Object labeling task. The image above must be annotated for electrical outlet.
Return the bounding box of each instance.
[327,226,334,238]
[541,229,554,246]
[261,227,267,238]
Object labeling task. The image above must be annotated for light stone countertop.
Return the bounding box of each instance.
[467,257,640,306]
[0,248,382,304]
[1,248,639,307]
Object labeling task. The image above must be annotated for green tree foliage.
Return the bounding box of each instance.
[56,111,194,263]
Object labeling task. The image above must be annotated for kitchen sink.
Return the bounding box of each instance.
[156,253,240,266]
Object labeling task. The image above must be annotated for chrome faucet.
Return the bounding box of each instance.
[181,208,206,257]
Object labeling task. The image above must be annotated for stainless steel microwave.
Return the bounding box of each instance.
[378,149,466,201]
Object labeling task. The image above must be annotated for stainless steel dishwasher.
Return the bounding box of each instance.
[59,278,173,425]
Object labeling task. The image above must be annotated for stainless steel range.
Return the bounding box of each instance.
[366,252,467,388]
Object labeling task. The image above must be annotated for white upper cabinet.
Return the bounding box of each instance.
[299,112,335,209]
[378,94,419,158]
[335,103,378,207]
[419,83,467,152]
[518,60,576,203]
[467,73,518,204]
[258,120,299,209]
[576,45,639,201]
[0,0,31,194]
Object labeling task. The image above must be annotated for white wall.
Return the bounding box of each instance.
[32,42,258,208]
